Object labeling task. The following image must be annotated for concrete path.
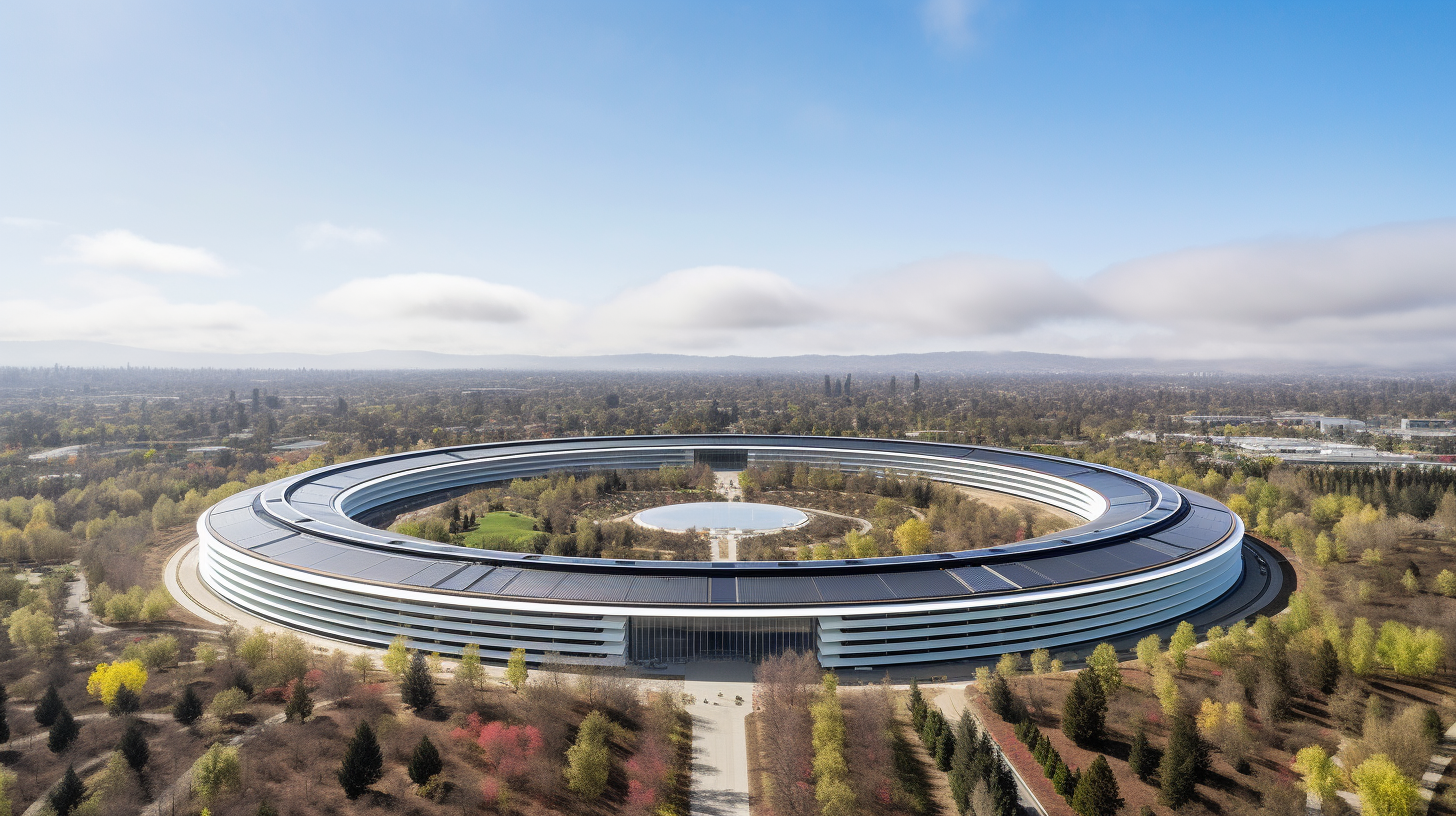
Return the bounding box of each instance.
[684,661,754,816]
[933,687,1046,816]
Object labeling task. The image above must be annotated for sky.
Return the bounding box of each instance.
[2,1,1455,365]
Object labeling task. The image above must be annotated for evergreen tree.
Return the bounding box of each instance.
[48,766,87,816]
[48,704,80,753]
[118,719,150,772]
[1053,762,1072,797]
[948,711,979,812]
[0,682,9,743]
[1062,668,1108,747]
[173,685,204,725]
[1044,746,1062,778]
[991,757,1019,816]
[1128,725,1155,782]
[1033,732,1050,764]
[1159,711,1209,808]
[1071,755,1124,816]
[934,723,954,771]
[109,685,140,717]
[285,679,313,722]
[35,683,63,726]
[229,668,254,698]
[408,735,443,786]
[337,721,384,799]
[401,651,436,712]
[908,678,927,730]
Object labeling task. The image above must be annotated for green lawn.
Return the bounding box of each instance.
[457,511,543,551]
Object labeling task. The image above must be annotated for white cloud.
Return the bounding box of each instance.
[298,221,386,250]
[8,217,1456,367]
[1,216,59,230]
[317,273,568,324]
[921,0,984,50]
[53,229,228,276]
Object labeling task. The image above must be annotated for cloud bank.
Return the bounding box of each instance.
[6,219,1456,367]
[53,229,228,276]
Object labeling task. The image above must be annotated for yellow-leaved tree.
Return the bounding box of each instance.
[87,660,148,706]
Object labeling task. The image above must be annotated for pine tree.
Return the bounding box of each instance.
[1128,725,1155,782]
[408,735,443,786]
[0,682,9,743]
[174,685,204,725]
[401,651,436,712]
[1062,668,1108,747]
[337,721,384,799]
[1159,711,1209,808]
[1071,755,1124,816]
[49,766,87,816]
[49,704,80,753]
[110,684,140,716]
[118,718,150,772]
[35,683,63,726]
[285,679,313,722]
[908,678,927,730]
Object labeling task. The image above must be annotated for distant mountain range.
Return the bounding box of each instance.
[0,340,1447,376]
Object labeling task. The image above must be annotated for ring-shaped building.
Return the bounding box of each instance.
[197,435,1246,668]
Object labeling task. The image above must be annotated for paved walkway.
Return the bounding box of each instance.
[684,662,754,816]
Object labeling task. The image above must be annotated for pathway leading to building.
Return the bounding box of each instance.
[684,661,754,816]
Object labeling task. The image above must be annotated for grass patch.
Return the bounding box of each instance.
[456,511,544,551]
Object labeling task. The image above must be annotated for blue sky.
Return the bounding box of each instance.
[2,1,1455,362]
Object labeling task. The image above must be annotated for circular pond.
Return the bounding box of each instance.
[634,502,809,533]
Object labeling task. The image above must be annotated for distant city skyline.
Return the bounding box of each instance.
[2,1,1454,365]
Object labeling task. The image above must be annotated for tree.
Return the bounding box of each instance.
[1159,711,1209,808]
[456,643,484,689]
[1031,648,1053,675]
[566,710,613,799]
[1350,617,1377,676]
[350,652,374,682]
[192,743,242,804]
[1294,745,1339,805]
[1168,621,1197,671]
[1437,569,1456,598]
[49,704,80,753]
[408,735,442,786]
[6,606,57,655]
[285,678,313,722]
[1128,725,1155,782]
[1315,638,1342,694]
[506,647,529,692]
[1135,634,1162,671]
[338,721,384,799]
[0,682,8,743]
[48,766,86,816]
[86,660,148,708]
[893,518,932,555]
[1062,669,1108,747]
[908,678,927,730]
[383,634,410,678]
[0,769,15,816]
[35,682,63,726]
[174,685,204,725]
[1351,754,1420,816]
[110,684,141,716]
[1071,755,1123,816]
[118,718,150,772]
[1087,643,1123,694]
[402,651,437,711]
[210,687,248,720]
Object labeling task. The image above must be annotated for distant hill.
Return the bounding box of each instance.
[0,340,1447,375]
